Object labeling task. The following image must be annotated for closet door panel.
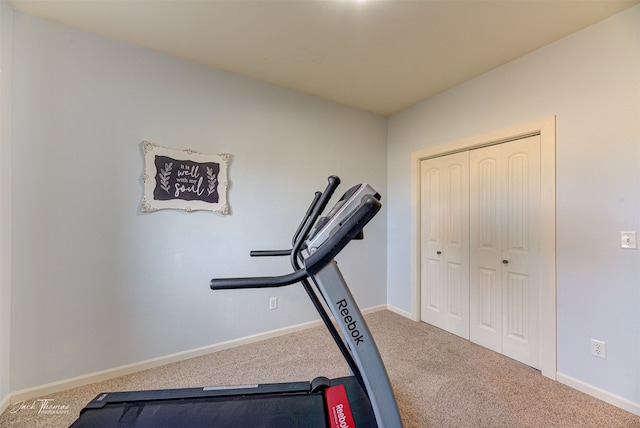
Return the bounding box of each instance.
[420,152,469,339]
[421,162,444,326]
[501,136,541,369]
[442,157,470,338]
[470,145,502,351]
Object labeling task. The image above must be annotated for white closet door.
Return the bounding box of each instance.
[470,135,541,369]
[469,143,503,353]
[420,151,470,339]
[500,136,541,368]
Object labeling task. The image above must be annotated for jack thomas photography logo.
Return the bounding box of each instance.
[9,398,70,415]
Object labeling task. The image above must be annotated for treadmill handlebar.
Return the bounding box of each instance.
[311,176,340,223]
[291,191,322,245]
[210,268,309,290]
[249,249,292,257]
[210,192,380,290]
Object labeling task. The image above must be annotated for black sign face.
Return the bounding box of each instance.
[153,155,220,203]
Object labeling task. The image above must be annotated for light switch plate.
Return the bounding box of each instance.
[621,231,637,249]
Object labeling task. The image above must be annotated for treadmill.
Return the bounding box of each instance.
[70,176,404,427]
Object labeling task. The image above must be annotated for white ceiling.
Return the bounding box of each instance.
[9,0,639,116]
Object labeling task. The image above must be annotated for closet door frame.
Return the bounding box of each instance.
[410,116,556,380]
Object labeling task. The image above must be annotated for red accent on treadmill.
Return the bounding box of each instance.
[326,384,356,428]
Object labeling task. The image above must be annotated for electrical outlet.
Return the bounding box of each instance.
[591,339,606,359]
[269,297,278,311]
[621,231,637,249]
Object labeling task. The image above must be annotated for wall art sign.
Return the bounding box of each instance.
[140,141,230,214]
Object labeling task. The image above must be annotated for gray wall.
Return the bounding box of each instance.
[386,6,639,407]
[9,12,388,392]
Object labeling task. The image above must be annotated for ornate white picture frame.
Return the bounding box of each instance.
[141,141,230,214]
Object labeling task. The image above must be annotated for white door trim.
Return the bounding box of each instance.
[410,116,556,379]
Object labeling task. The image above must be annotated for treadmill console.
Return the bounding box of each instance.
[305,183,380,254]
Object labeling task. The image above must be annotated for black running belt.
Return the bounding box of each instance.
[71,394,326,428]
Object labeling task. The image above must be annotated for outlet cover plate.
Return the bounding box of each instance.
[591,339,606,359]
[621,231,637,249]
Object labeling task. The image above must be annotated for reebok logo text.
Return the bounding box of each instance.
[336,299,365,346]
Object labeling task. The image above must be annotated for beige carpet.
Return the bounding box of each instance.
[1,310,638,427]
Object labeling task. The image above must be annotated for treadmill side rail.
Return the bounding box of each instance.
[80,381,312,410]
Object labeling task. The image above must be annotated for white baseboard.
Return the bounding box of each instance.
[6,305,388,405]
[363,304,387,314]
[557,372,640,416]
[385,304,413,320]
